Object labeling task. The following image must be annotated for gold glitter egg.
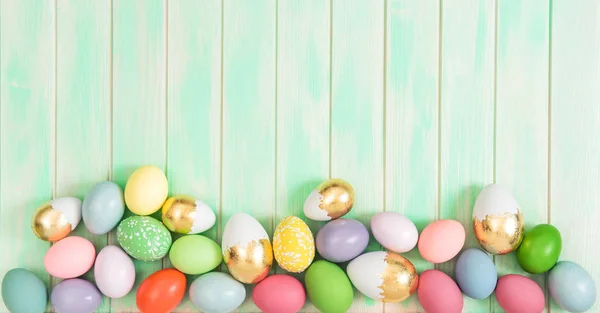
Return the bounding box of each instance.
[347,251,419,303]
[303,178,355,221]
[273,216,315,273]
[222,212,273,284]
[161,195,216,234]
[473,184,525,254]
[31,197,82,242]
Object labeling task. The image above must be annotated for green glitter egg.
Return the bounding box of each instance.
[117,216,172,261]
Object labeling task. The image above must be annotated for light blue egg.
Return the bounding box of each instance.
[1,268,47,313]
[454,248,497,299]
[189,272,246,313]
[549,261,596,312]
[82,181,125,235]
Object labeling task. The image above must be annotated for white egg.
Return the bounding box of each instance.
[473,183,520,220]
[304,190,331,221]
[94,245,135,298]
[50,197,82,230]
[370,212,419,253]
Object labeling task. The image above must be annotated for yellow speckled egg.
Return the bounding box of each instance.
[124,165,168,216]
[273,216,315,273]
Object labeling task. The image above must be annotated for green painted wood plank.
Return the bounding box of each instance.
[439,1,495,312]
[222,0,276,311]
[550,1,600,312]
[331,0,384,311]
[385,0,439,311]
[167,0,221,311]
[0,1,54,312]
[111,0,166,311]
[55,0,111,311]
[494,1,549,312]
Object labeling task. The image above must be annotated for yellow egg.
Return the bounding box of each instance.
[124,165,168,216]
[273,216,315,273]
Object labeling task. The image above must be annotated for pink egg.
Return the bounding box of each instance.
[44,236,95,279]
[496,274,544,313]
[417,270,463,313]
[252,274,305,313]
[418,219,465,263]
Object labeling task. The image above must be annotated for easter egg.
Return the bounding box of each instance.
[370,212,418,253]
[161,195,216,234]
[222,212,273,284]
[316,218,369,263]
[303,178,354,221]
[31,197,81,242]
[252,274,306,313]
[169,235,222,275]
[44,236,95,279]
[473,183,525,254]
[94,245,135,298]
[124,165,168,215]
[517,224,562,274]
[1,268,47,313]
[454,248,497,299]
[117,216,172,261]
[82,181,125,235]
[189,272,246,313]
[136,269,186,313]
[417,270,463,313]
[347,251,418,303]
[495,274,545,313]
[273,216,315,273]
[549,261,596,312]
[418,219,465,263]
[305,260,353,313]
[50,279,102,313]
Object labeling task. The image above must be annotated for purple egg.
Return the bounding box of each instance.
[316,218,369,262]
[51,279,101,313]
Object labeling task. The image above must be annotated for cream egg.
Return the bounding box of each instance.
[31,197,82,242]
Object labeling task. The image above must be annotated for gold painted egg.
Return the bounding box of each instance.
[303,178,355,221]
[473,184,524,255]
[31,197,82,242]
[161,195,216,234]
[273,216,315,273]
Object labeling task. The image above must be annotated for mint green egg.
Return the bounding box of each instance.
[169,235,222,275]
[1,268,47,313]
[117,216,172,261]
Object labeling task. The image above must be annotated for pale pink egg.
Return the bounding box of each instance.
[417,270,463,313]
[44,236,95,279]
[418,219,465,263]
[496,274,544,313]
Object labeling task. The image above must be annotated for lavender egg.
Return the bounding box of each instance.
[51,279,102,313]
[316,218,369,263]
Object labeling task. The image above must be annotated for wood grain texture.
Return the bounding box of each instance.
[385,0,439,311]
[111,0,166,311]
[494,0,549,312]
[550,1,600,312]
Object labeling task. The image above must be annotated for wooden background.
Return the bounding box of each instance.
[0,0,598,312]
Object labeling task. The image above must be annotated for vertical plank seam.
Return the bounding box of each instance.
[435,0,443,273]
[382,1,387,312]
[546,1,553,312]
[328,0,333,179]
[162,0,169,271]
[108,0,113,309]
[273,0,279,275]
[491,0,499,312]
[51,2,58,309]
[218,0,224,249]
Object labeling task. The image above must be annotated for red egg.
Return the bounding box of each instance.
[496,274,544,313]
[252,274,306,313]
[417,270,463,313]
[136,269,186,313]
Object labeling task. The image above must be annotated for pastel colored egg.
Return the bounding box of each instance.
[549,261,596,312]
[31,197,82,242]
[136,269,186,313]
[94,245,135,298]
[316,218,369,263]
[44,236,95,279]
[417,270,463,313]
[222,212,273,284]
[117,216,172,261]
[517,224,562,274]
[454,248,497,299]
[273,216,315,273]
[124,165,168,215]
[370,212,418,253]
[305,260,353,313]
[303,178,354,221]
[347,251,418,303]
[252,274,306,313]
[169,235,222,275]
[161,195,216,234]
[1,268,47,313]
[82,181,125,235]
[418,219,465,263]
[496,274,545,313]
[189,272,246,313]
[50,279,101,313]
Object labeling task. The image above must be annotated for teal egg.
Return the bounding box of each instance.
[1,268,48,313]
[117,216,172,261]
[82,181,125,235]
